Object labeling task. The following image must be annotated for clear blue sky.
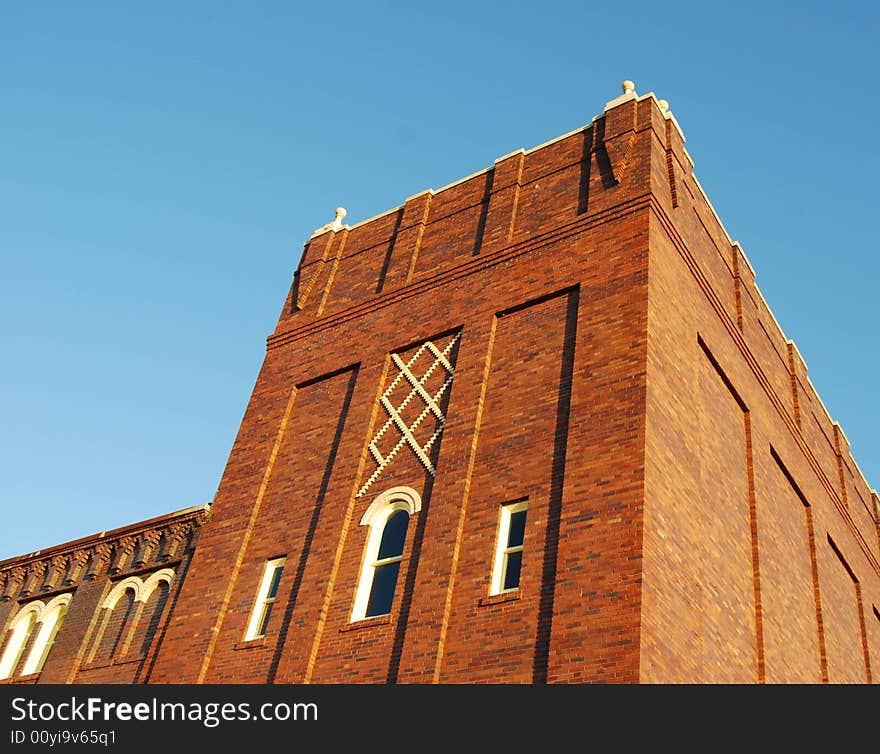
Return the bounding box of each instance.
[2,2,877,561]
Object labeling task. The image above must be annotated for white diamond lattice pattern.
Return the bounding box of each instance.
[357,332,461,498]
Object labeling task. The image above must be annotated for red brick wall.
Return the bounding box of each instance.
[0,508,205,685]
[643,88,879,683]
[149,95,653,683]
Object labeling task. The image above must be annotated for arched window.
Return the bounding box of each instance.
[0,609,36,679]
[87,569,175,666]
[21,597,69,676]
[133,579,171,657]
[100,587,137,663]
[0,593,72,679]
[351,486,420,622]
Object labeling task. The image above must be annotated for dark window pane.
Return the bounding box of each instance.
[366,562,401,617]
[503,551,523,591]
[257,602,274,637]
[377,510,409,560]
[267,566,284,599]
[507,510,527,548]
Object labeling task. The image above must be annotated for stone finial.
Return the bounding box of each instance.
[605,80,639,111]
[658,99,670,113]
[311,207,348,237]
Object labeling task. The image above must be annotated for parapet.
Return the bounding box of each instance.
[272,81,682,340]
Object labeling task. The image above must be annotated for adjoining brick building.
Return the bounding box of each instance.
[2,82,878,684]
[0,505,206,684]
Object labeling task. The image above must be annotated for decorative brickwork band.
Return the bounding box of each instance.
[19,562,46,598]
[41,555,68,592]
[84,544,112,581]
[63,551,89,586]
[133,531,162,568]
[0,568,23,602]
[108,538,134,576]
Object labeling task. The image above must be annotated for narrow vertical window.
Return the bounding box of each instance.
[351,487,421,623]
[490,501,528,595]
[245,557,286,641]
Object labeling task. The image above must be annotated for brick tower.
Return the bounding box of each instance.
[145,80,879,683]
[4,81,875,685]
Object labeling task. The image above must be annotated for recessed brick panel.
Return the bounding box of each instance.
[755,453,822,682]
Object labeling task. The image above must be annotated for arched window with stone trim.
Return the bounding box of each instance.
[0,593,72,679]
[87,568,175,667]
[20,595,70,676]
[130,572,172,658]
[351,486,420,622]
[0,608,37,679]
[96,585,137,664]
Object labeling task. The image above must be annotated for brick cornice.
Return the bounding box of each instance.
[0,506,209,600]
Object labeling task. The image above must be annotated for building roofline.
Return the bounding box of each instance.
[0,502,211,570]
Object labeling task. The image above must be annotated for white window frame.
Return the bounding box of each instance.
[490,501,528,596]
[351,486,421,622]
[244,557,286,641]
